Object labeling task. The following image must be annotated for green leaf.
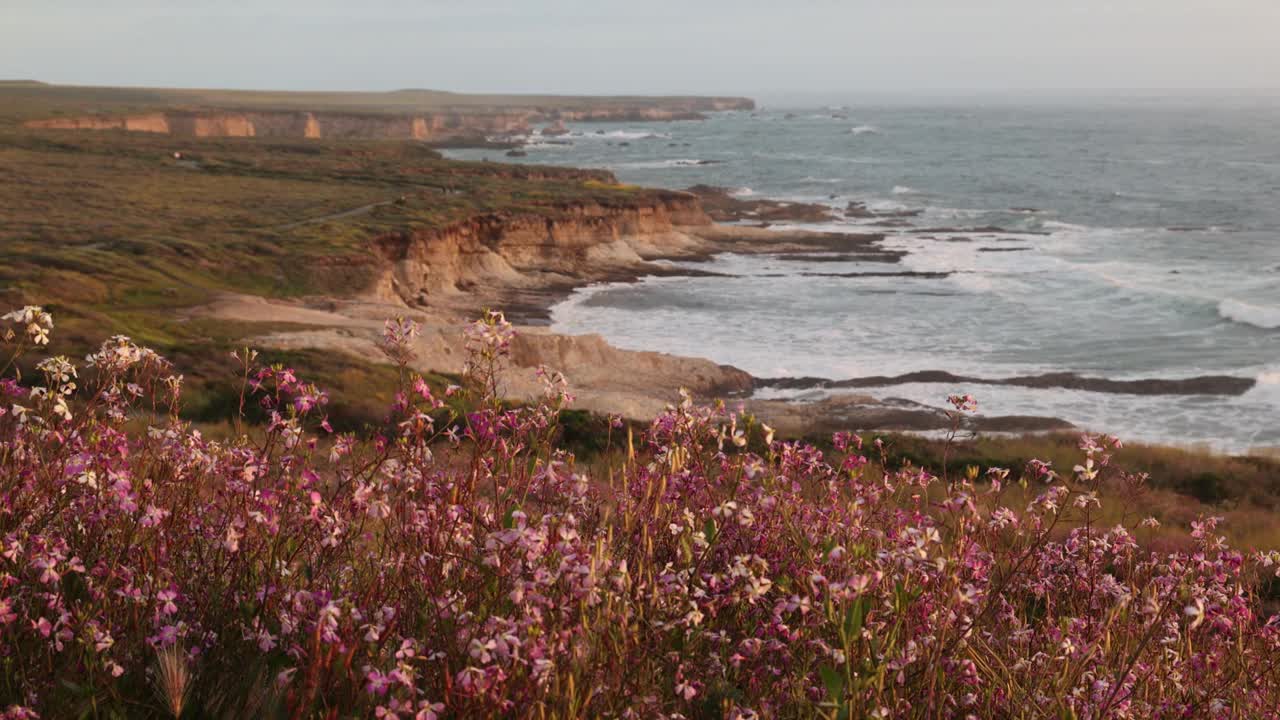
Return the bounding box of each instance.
[894,581,918,613]
[704,518,717,543]
[819,665,846,702]
[844,597,867,640]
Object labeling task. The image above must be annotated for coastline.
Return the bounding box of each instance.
[11,85,1266,454]
[202,193,1084,440]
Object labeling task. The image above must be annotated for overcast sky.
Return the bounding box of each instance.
[4,0,1279,97]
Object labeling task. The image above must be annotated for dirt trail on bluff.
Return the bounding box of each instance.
[274,200,398,231]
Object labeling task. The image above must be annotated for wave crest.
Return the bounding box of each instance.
[1219,299,1280,330]
[580,129,672,140]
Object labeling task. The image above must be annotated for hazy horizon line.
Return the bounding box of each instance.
[7,78,1280,100]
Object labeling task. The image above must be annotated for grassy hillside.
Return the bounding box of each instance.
[0,100,676,420]
[0,126,671,312]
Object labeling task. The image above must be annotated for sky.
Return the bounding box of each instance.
[4,0,1279,98]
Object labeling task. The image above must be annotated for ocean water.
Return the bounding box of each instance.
[446,96,1280,453]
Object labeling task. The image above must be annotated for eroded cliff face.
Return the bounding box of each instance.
[198,190,751,418]
[24,97,754,141]
[26,113,173,133]
[26,110,531,141]
[368,195,711,305]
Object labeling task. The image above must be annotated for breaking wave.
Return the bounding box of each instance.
[1219,298,1280,330]
[578,129,672,140]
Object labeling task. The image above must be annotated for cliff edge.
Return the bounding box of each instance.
[11,83,755,141]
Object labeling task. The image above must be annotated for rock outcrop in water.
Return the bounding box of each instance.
[758,370,1258,397]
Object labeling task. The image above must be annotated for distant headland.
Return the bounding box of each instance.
[6,81,755,142]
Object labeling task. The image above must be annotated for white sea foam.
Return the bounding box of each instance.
[1245,368,1280,420]
[948,273,998,294]
[616,158,718,169]
[519,106,1279,454]
[1039,223,1145,256]
[525,143,573,152]
[865,199,912,212]
[576,129,672,141]
[892,185,919,195]
[1218,299,1280,330]
[921,206,985,221]
[1041,220,1093,233]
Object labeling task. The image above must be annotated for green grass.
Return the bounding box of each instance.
[0,94,681,425]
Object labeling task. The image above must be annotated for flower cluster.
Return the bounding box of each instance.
[1,306,52,347]
[380,316,422,367]
[1,308,1279,718]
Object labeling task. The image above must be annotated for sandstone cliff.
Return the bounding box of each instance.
[24,97,754,141]
[367,194,712,306]
[26,109,532,141]
[196,192,752,419]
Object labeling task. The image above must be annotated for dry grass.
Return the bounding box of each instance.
[853,431,1280,549]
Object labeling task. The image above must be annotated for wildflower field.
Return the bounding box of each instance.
[2,306,1280,719]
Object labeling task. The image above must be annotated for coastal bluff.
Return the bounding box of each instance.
[12,83,754,141]
[2,97,1075,438]
[367,193,711,305]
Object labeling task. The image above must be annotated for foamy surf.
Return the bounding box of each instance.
[449,102,1280,453]
[616,158,722,169]
[576,129,672,141]
[1219,299,1280,330]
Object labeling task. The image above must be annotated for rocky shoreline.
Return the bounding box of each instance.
[201,187,1085,438]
